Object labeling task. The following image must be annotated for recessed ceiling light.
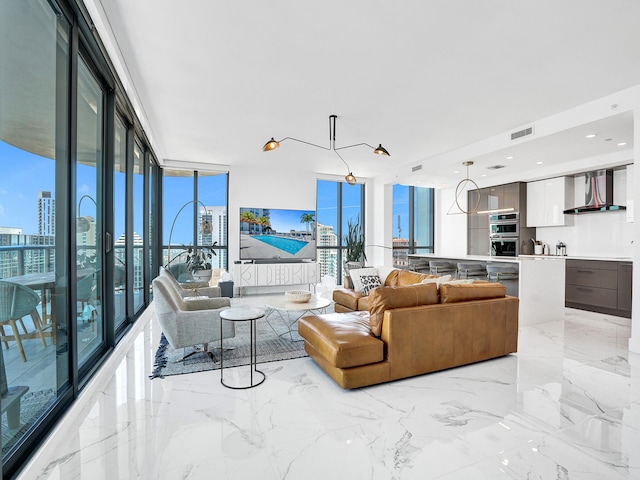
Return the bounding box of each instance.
[453,170,460,174]
[506,156,514,160]
[536,161,543,165]
[481,174,487,177]
[617,142,628,146]
[586,134,597,138]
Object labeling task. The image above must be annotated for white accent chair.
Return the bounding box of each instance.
[152,275,234,361]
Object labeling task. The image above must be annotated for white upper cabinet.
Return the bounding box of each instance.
[527,177,574,227]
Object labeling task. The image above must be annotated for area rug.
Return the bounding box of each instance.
[150,309,308,379]
[2,388,56,455]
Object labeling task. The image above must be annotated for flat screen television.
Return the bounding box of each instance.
[239,207,316,262]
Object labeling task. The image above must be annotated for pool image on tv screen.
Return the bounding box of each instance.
[239,207,316,261]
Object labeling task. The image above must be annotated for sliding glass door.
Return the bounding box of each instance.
[75,56,105,368]
[0,0,71,466]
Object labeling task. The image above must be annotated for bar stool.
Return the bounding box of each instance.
[428,261,457,277]
[457,262,487,280]
[486,263,519,297]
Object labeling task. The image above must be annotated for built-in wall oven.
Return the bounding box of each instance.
[489,212,519,257]
[490,237,518,257]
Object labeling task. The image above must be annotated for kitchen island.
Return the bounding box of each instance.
[408,254,565,326]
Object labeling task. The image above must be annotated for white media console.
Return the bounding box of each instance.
[234,262,321,294]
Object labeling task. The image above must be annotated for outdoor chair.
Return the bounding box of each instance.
[0,280,47,362]
[77,271,99,330]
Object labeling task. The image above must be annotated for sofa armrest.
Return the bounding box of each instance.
[332,288,365,311]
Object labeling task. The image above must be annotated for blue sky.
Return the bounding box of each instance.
[1,139,412,243]
[0,141,56,234]
[240,208,314,233]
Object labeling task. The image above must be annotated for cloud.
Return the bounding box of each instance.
[0,204,5,216]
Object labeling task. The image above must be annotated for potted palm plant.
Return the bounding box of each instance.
[343,217,366,287]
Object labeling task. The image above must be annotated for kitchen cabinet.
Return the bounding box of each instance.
[527,176,574,227]
[565,259,632,318]
[617,262,633,315]
[467,182,531,256]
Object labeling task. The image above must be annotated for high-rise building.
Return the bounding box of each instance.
[199,206,227,269]
[317,222,338,278]
[38,190,55,236]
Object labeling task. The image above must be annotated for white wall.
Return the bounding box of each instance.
[227,165,319,266]
[535,168,633,258]
[435,187,468,256]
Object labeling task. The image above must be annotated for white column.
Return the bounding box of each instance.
[630,97,640,355]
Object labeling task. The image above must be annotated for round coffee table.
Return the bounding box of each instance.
[265,295,332,341]
[219,307,266,389]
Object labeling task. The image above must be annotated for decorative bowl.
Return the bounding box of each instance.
[285,290,312,303]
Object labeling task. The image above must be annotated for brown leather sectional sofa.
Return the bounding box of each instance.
[298,273,519,389]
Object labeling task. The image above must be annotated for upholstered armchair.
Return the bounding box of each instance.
[159,267,221,298]
[152,275,234,361]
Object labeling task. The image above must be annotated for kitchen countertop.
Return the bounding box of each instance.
[519,255,633,262]
[409,253,632,263]
[409,254,520,263]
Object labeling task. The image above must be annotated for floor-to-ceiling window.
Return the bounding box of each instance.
[1,1,158,477]
[316,180,365,284]
[75,55,105,368]
[113,117,127,328]
[132,141,145,312]
[163,169,228,276]
[392,184,435,268]
[0,0,71,472]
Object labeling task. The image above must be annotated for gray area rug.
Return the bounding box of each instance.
[150,308,307,379]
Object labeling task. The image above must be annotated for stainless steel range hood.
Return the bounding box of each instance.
[563,169,626,214]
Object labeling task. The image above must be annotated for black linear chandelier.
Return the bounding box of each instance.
[262,114,390,185]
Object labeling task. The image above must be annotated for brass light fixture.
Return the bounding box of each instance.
[262,114,390,185]
[448,161,515,215]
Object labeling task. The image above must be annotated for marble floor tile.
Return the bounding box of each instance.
[17,300,640,480]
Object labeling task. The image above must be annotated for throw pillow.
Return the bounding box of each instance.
[349,267,379,292]
[420,274,452,287]
[360,275,382,295]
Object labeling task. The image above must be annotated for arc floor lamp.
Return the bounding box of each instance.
[262,114,390,185]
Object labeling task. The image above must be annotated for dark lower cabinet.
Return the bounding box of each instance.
[565,259,632,318]
[617,262,633,315]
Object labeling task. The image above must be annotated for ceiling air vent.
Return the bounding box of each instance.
[412,164,423,172]
[487,165,506,170]
[511,126,533,140]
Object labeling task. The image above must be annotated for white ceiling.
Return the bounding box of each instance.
[87,0,639,187]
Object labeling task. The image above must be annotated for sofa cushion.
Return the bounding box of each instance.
[439,282,507,304]
[361,274,382,295]
[298,312,384,368]
[333,288,365,311]
[349,267,379,292]
[368,282,439,336]
[385,269,434,287]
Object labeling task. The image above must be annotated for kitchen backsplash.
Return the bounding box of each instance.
[535,208,632,257]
